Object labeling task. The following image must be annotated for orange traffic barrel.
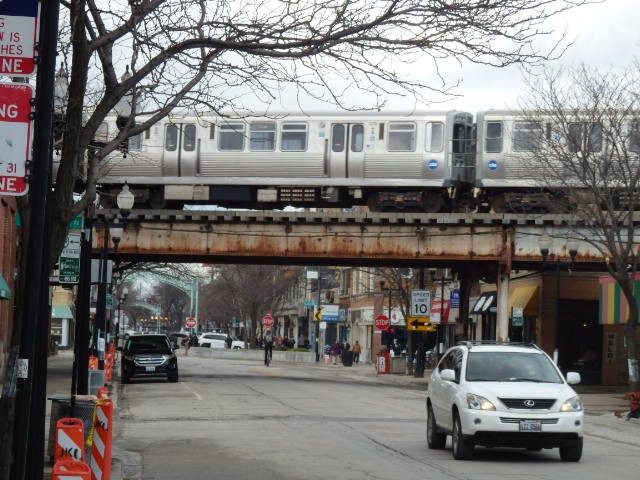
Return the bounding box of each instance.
[54,417,85,463]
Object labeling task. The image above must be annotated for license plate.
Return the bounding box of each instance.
[519,420,542,432]
[145,366,155,372]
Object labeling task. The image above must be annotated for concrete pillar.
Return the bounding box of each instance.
[496,266,510,342]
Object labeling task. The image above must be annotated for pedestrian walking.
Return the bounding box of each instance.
[225,333,233,349]
[331,340,342,365]
[264,329,274,366]
[352,340,362,364]
[183,335,191,356]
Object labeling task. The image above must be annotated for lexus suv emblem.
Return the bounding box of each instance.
[524,400,535,408]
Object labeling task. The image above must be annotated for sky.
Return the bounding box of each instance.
[424,0,639,114]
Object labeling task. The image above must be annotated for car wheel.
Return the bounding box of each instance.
[168,371,179,383]
[559,438,583,462]
[427,405,447,449]
[451,413,473,460]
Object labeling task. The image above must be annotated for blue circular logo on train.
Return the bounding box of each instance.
[428,159,438,170]
[488,159,498,170]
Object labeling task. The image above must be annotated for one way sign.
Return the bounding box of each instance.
[407,316,436,332]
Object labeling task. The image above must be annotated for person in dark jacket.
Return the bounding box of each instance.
[331,340,342,365]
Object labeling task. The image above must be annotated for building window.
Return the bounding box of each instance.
[629,121,640,153]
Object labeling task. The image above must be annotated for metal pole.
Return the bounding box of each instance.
[315,272,321,361]
[11,1,60,478]
[77,216,92,395]
[95,227,109,368]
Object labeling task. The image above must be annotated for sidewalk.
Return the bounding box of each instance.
[44,350,123,480]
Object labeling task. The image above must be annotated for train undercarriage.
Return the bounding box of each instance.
[99,184,610,215]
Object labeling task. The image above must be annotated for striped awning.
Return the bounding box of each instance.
[471,292,496,314]
[599,275,640,325]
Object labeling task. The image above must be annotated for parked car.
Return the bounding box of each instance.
[425,342,584,461]
[120,334,179,383]
[198,332,244,349]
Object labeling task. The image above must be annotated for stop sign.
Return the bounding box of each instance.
[262,314,274,328]
[375,314,390,331]
[185,317,196,328]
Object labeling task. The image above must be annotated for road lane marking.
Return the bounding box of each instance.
[182,382,202,400]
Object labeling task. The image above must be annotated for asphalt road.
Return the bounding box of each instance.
[104,353,640,480]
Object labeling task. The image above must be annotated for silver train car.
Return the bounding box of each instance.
[475,110,640,213]
[95,111,475,211]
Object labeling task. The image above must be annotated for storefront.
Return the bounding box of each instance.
[470,292,496,340]
[508,283,540,343]
[599,274,640,385]
[51,304,74,350]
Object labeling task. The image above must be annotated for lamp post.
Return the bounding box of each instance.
[117,285,128,348]
[538,233,579,366]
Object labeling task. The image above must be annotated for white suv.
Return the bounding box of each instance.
[198,332,244,349]
[426,343,584,461]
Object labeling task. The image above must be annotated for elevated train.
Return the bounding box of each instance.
[87,109,637,212]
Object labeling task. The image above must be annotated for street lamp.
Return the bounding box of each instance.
[538,232,579,365]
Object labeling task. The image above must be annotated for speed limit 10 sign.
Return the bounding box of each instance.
[411,290,431,317]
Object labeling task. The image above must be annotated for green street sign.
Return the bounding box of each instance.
[69,216,84,230]
[59,233,81,284]
[59,256,80,283]
[106,294,114,310]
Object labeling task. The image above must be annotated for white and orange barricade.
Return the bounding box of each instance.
[52,459,91,480]
[89,399,114,480]
[88,356,98,370]
[104,351,113,383]
[97,386,109,399]
[55,417,85,463]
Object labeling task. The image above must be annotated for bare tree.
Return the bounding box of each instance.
[46,0,594,268]
[521,64,640,390]
[201,265,301,346]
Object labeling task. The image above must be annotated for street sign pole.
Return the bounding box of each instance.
[11,1,59,479]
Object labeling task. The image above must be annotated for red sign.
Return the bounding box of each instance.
[375,314,390,331]
[431,299,451,323]
[262,314,274,328]
[185,317,196,328]
[0,83,32,195]
[0,0,40,76]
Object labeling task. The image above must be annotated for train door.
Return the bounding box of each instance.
[329,123,365,178]
[162,123,198,176]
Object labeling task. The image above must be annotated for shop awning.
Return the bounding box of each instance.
[471,292,495,314]
[508,286,539,316]
[52,305,74,319]
[0,273,11,299]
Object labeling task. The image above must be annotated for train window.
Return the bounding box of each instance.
[351,124,364,152]
[485,121,503,153]
[629,121,640,153]
[250,122,276,151]
[512,121,543,151]
[388,122,416,151]
[165,124,178,151]
[425,122,443,153]
[218,123,245,151]
[378,123,384,140]
[281,123,307,151]
[209,124,215,139]
[183,124,196,151]
[332,124,345,152]
[129,134,142,151]
[452,124,466,154]
[568,122,602,153]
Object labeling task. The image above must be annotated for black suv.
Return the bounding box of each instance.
[121,334,179,383]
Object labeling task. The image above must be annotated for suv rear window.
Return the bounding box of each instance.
[126,336,172,353]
